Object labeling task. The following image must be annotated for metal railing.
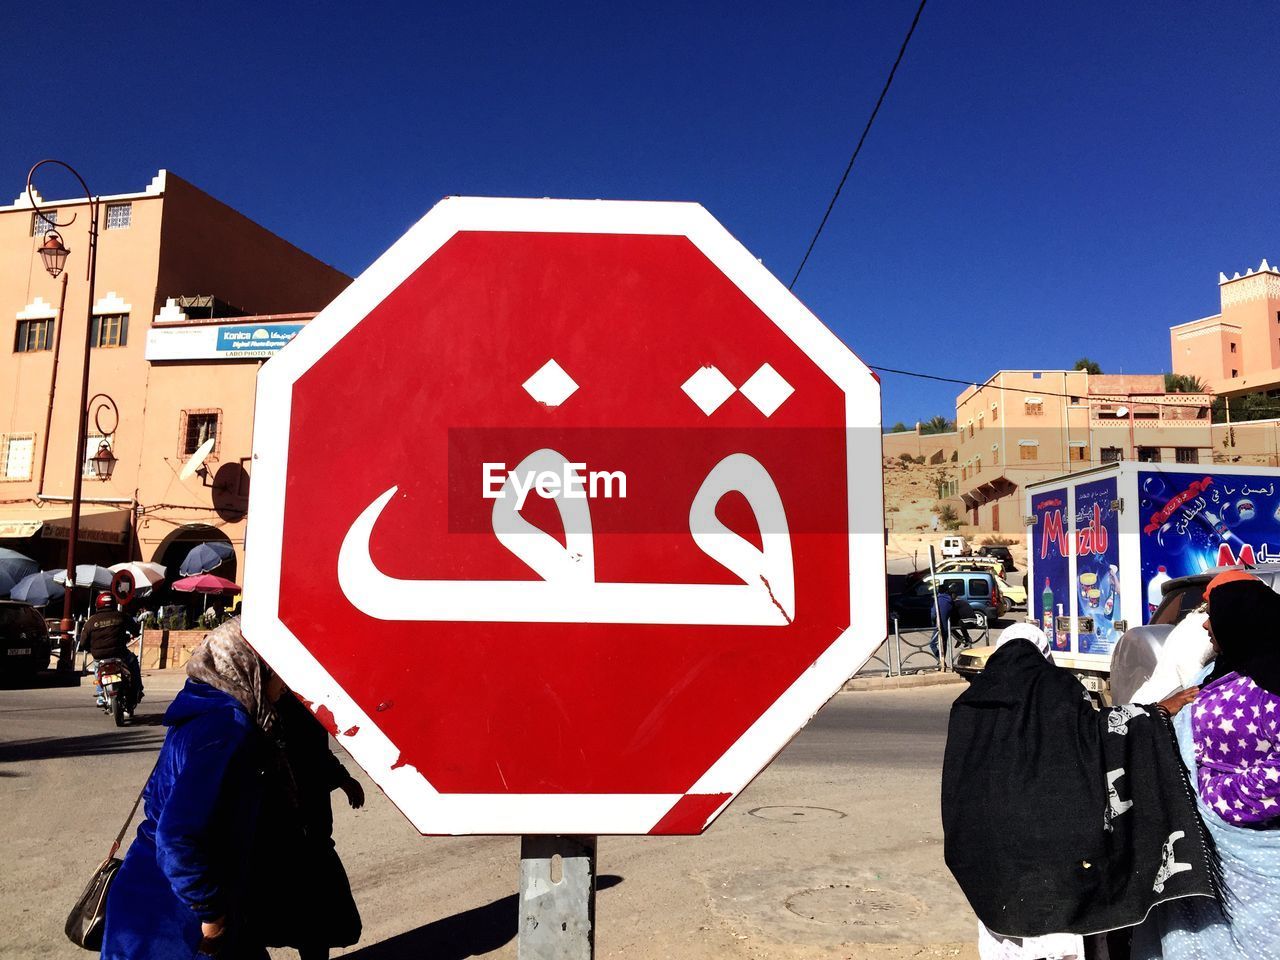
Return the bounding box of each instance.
[857,616,992,677]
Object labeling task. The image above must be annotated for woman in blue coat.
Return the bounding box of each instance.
[102,619,284,960]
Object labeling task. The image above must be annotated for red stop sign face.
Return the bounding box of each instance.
[245,199,884,835]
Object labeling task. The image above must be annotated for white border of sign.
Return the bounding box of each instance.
[243,197,886,835]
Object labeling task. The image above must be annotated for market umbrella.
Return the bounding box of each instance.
[53,564,115,590]
[171,574,241,594]
[0,548,39,594]
[172,573,241,612]
[108,561,167,595]
[10,571,65,607]
[178,542,234,577]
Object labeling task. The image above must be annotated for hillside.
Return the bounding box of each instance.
[881,456,1028,573]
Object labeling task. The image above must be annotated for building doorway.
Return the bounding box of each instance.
[152,524,236,581]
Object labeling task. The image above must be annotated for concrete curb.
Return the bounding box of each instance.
[140,670,968,696]
[843,672,967,692]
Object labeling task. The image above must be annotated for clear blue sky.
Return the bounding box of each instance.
[5,1,1277,425]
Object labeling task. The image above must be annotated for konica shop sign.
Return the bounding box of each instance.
[145,322,306,361]
[216,323,303,355]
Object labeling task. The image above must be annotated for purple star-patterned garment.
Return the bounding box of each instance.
[1191,671,1280,824]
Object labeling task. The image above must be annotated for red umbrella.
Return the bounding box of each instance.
[171,574,241,594]
[172,573,241,614]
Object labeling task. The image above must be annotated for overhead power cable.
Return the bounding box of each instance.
[869,365,1218,410]
[790,0,929,290]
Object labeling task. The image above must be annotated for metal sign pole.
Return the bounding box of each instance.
[928,545,945,671]
[518,835,597,960]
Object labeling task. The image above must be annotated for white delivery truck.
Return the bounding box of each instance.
[1025,461,1280,701]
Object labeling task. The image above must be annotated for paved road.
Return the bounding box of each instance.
[0,674,979,960]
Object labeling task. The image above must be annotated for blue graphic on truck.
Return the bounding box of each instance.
[1033,487,1070,652]
[1139,470,1280,622]
[1075,477,1120,654]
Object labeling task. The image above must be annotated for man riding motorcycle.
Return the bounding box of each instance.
[83,592,143,704]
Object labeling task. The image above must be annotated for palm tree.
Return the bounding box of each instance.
[1164,372,1207,393]
[920,415,955,435]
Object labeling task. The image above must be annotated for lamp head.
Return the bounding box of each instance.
[90,439,117,481]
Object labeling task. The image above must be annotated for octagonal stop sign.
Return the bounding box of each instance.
[244,198,885,836]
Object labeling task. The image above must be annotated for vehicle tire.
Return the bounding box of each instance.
[112,694,126,727]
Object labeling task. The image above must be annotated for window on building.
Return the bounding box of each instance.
[975,457,982,473]
[180,410,221,457]
[1070,445,1089,463]
[89,314,128,348]
[30,211,58,236]
[1230,342,1237,353]
[978,415,984,431]
[1,434,34,481]
[1024,398,1044,416]
[992,448,999,465]
[1101,447,1123,463]
[1176,447,1199,464]
[1232,369,1239,378]
[968,422,974,438]
[14,318,54,352]
[1138,447,1161,463]
[991,403,998,422]
[81,433,110,478]
[1032,372,1042,379]
[104,202,132,230]
[1019,443,1038,461]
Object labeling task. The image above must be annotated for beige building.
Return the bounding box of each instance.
[954,371,1212,531]
[881,425,958,464]
[1170,259,1280,397]
[0,170,349,595]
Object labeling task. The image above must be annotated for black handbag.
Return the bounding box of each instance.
[64,763,154,951]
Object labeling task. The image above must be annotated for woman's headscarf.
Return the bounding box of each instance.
[186,616,276,732]
[1205,577,1280,695]
[1203,568,1258,602]
[994,622,1052,659]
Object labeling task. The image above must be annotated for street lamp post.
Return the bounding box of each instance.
[27,160,103,671]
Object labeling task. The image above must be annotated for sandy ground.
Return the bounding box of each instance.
[3,675,980,960]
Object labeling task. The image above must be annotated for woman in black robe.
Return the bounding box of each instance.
[253,691,364,960]
[943,636,1221,949]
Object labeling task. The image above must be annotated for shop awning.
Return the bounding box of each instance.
[0,504,132,544]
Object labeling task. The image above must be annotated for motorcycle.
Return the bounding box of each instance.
[94,657,136,726]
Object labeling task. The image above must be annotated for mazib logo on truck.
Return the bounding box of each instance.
[1034,490,1069,649]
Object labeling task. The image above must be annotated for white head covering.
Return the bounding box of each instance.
[996,622,1053,659]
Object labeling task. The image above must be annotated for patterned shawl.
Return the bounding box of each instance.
[943,639,1225,938]
[186,616,276,733]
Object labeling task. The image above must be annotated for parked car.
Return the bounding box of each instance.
[890,571,1007,627]
[935,558,1027,607]
[976,544,1016,574]
[940,536,969,558]
[1109,568,1280,703]
[0,600,52,680]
